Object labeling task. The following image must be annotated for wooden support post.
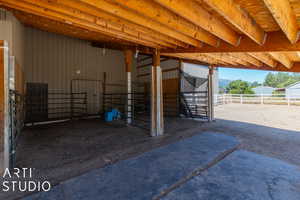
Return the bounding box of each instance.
[208,66,214,122]
[0,41,9,173]
[124,50,133,124]
[151,50,164,136]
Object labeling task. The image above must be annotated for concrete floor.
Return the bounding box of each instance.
[9,118,204,196]
[22,132,240,200]
[3,103,300,199]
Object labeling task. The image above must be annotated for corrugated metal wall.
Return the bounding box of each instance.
[137,55,179,82]
[0,9,25,69]
[24,27,138,116]
[25,27,129,92]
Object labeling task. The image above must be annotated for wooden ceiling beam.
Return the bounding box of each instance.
[201,53,241,66]
[262,0,299,43]
[219,62,300,73]
[200,0,266,45]
[77,0,202,47]
[154,0,240,46]
[247,53,277,67]
[162,31,300,53]
[268,52,293,69]
[228,53,263,67]
[15,0,179,48]
[109,0,220,47]
[54,0,188,48]
[1,0,164,48]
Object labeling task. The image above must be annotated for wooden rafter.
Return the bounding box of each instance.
[228,53,263,67]
[262,0,299,43]
[268,52,293,69]
[247,53,277,67]
[2,0,165,48]
[54,0,188,48]
[77,0,202,47]
[200,0,266,45]
[110,0,220,47]
[162,32,300,53]
[154,0,240,46]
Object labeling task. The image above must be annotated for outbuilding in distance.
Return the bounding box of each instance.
[253,86,275,96]
[286,81,300,97]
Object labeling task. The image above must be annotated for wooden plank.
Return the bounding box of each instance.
[228,53,263,66]
[111,0,220,47]
[200,0,266,45]
[248,52,277,67]
[124,50,133,72]
[162,31,300,53]
[78,0,202,47]
[154,0,240,45]
[268,52,293,69]
[34,0,188,48]
[218,62,300,73]
[262,0,299,43]
[2,0,163,48]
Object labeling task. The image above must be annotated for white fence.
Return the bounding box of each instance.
[216,94,300,106]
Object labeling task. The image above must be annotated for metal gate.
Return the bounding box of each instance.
[180,70,209,119]
[71,79,103,117]
[9,90,24,168]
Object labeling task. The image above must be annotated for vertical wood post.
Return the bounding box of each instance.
[208,66,214,122]
[151,50,164,136]
[124,50,133,124]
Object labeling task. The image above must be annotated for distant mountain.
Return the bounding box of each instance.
[219,79,232,88]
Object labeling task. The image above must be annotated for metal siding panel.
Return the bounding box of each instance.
[24,28,127,114]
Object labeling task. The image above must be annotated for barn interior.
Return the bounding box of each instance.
[1,0,300,190]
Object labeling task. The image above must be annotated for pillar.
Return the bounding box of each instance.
[0,41,9,173]
[151,50,164,136]
[124,50,133,124]
[208,66,214,122]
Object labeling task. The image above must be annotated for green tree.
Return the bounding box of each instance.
[264,72,277,87]
[264,72,300,88]
[226,80,254,94]
[251,81,261,88]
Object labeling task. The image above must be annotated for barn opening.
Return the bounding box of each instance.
[0,10,216,184]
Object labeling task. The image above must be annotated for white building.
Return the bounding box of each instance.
[253,86,275,96]
[285,81,300,97]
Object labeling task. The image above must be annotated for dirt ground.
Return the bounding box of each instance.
[200,104,300,166]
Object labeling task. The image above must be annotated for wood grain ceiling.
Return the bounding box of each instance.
[1,0,300,72]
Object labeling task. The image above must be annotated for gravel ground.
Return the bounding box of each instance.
[200,104,300,166]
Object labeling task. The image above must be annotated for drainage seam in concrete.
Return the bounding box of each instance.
[153,144,240,200]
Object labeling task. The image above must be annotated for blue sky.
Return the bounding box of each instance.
[218,67,271,83]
